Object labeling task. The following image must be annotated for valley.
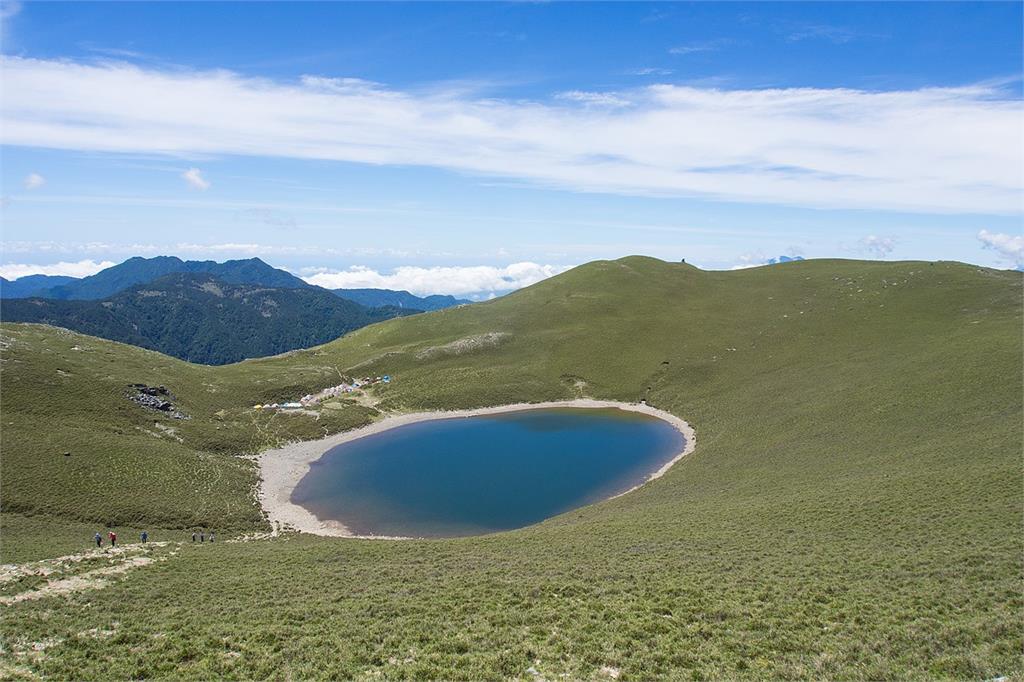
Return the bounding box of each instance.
[1,256,1020,679]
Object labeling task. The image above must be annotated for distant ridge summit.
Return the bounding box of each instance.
[332,288,470,311]
[0,274,79,298]
[23,256,311,300]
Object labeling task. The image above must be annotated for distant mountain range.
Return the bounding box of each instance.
[331,288,469,311]
[0,256,471,310]
[1,272,415,365]
[0,274,79,298]
[4,256,311,301]
[0,256,472,362]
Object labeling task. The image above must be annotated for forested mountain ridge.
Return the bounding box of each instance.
[0,274,79,298]
[332,287,470,310]
[26,256,312,300]
[0,272,415,364]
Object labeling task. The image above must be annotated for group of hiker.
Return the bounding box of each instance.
[92,529,214,548]
[93,530,128,548]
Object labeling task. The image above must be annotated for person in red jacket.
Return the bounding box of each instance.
[108,531,117,548]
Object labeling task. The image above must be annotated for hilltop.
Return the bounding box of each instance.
[0,257,1020,679]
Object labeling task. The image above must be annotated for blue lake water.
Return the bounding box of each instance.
[291,407,685,538]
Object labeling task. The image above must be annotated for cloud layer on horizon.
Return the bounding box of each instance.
[1,57,1021,214]
[977,229,1024,268]
[0,259,116,280]
[301,262,571,297]
[0,255,570,296]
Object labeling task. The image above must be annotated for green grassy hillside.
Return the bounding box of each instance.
[1,257,1020,680]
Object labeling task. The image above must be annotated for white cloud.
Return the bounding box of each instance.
[181,167,210,191]
[0,259,116,280]
[302,262,572,296]
[1,57,1021,214]
[22,172,45,190]
[978,229,1024,268]
[860,235,896,258]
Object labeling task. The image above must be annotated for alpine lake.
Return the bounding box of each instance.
[291,407,686,538]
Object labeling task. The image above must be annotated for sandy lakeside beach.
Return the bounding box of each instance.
[257,399,696,538]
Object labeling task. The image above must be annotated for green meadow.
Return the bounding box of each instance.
[1,257,1021,679]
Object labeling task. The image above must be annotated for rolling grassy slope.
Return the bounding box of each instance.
[1,257,1020,679]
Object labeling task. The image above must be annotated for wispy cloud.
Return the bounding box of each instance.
[0,0,21,21]
[235,208,297,229]
[302,262,572,296]
[181,167,210,191]
[624,67,673,77]
[22,172,45,190]
[786,23,886,45]
[471,30,527,42]
[556,90,633,108]
[0,0,21,45]
[669,39,732,56]
[1,57,1020,214]
[0,259,115,280]
[978,229,1024,268]
[668,46,711,56]
[8,193,415,216]
[0,240,445,260]
[77,42,147,60]
[640,8,671,24]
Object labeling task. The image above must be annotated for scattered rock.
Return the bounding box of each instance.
[78,624,119,640]
[125,384,190,420]
[9,636,63,662]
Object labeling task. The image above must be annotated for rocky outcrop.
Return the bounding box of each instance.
[125,384,189,419]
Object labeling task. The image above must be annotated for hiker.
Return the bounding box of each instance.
[141,531,148,543]
[94,532,102,548]
[209,532,215,543]
[191,532,197,543]
[108,531,117,548]
[200,530,205,543]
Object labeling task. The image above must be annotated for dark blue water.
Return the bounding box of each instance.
[291,407,685,538]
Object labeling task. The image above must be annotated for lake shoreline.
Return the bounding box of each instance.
[257,399,696,539]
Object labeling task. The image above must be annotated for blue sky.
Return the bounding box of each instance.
[1,1,1022,295]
